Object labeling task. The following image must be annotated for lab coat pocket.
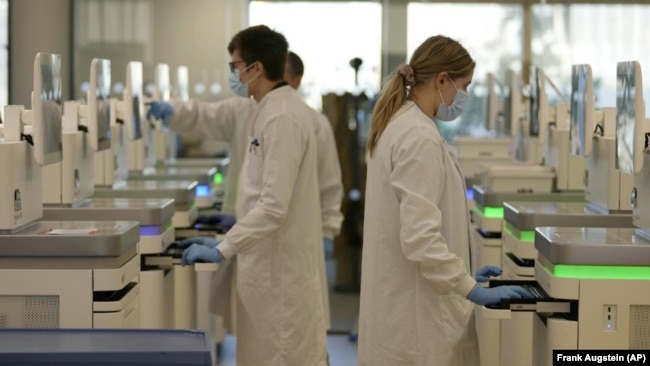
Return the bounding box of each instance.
[439,293,478,349]
[246,140,264,186]
[237,237,272,288]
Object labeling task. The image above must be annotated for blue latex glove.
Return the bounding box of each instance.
[177,236,221,249]
[197,213,237,232]
[323,238,334,259]
[475,265,503,283]
[145,101,174,126]
[467,285,533,306]
[181,244,222,266]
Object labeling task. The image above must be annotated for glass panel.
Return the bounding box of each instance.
[249,1,382,111]
[0,0,7,120]
[533,4,650,112]
[407,3,523,142]
[73,0,154,100]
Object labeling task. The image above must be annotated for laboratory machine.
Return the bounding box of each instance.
[159,66,229,204]
[0,53,141,329]
[131,63,217,209]
[472,65,587,267]
[501,64,634,282]
[92,61,202,229]
[0,329,214,366]
[78,60,220,331]
[456,72,513,185]
[484,60,650,365]
[472,66,587,366]
[38,60,176,329]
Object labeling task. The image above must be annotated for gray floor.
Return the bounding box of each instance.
[216,258,360,365]
[217,334,358,366]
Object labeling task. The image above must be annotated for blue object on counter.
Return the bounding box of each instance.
[0,329,213,365]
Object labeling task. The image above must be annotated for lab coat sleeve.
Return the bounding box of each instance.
[168,97,253,142]
[315,114,344,239]
[217,116,307,258]
[389,134,476,297]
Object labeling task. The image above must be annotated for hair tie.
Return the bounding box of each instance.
[397,64,415,87]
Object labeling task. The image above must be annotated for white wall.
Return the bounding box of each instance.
[10,0,72,106]
[72,0,248,101]
[151,0,248,100]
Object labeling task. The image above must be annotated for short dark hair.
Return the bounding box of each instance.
[286,51,304,77]
[227,25,289,81]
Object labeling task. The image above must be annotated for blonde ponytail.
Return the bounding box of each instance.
[367,73,408,156]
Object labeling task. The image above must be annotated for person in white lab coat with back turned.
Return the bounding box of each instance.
[358,35,532,366]
[179,25,328,366]
[284,50,343,330]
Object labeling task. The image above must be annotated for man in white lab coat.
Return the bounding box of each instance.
[179,25,328,366]
[147,51,344,332]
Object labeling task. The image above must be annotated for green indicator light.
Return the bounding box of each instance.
[213,172,224,185]
[483,206,504,219]
[520,230,535,243]
[551,264,650,280]
[504,224,535,243]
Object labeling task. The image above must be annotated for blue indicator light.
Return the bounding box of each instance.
[466,188,474,201]
[196,184,211,197]
[140,226,160,236]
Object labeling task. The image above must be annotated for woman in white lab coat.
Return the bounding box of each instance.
[358,35,531,366]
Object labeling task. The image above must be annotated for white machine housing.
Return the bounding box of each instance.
[152,63,178,164]
[94,99,128,187]
[43,101,94,206]
[541,104,585,191]
[584,108,634,212]
[0,107,43,231]
[475,162,555,193]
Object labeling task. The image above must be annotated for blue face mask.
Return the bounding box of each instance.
[228,63,258,98]
[435,78,469,122]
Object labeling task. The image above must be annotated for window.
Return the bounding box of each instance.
[533,4,650,112]
[249,1,382,111]
[0,0,7,120]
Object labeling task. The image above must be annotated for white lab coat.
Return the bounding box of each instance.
[310,110,343,330]
[169,97,343,332]
[313,112,344,239]
[169,97,257,216]
[358,101,479,366]
[217,86,328,366]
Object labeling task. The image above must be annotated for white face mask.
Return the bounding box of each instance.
[228,63,258,98]
[435,77,468,122]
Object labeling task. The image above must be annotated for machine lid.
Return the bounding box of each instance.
[0,329,212,365]
[43,198,175,225]
[130,167,217,185]
[94,180,197,204]
[503,201,633,231]
[0,221,139,257]
[164,157,224,167]
[472,184,584,207]
[535,227,650,268]
[480,163,555,178]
